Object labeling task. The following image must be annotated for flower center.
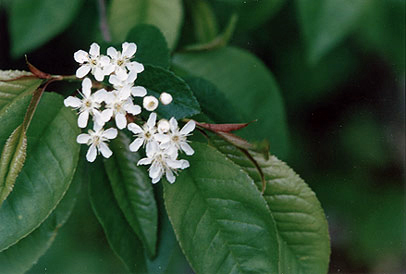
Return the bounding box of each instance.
[172,135,179,142]
[117,59,124,66]
[84,100,92,108]
[93,135,101,146]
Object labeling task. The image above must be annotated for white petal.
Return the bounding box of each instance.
[129,138,144,152]
[180,142,194,155]
[131,86,147,97]
[76,133,91,144]
[93,122,103,132]
[152,176,161,184]
[99,142,113,158]
[86,144,97,162]
[165,168,176,184]
[180,120,195,135]
[154,133,170,144]
[102,128,118,139]
[119,86,131,100]
[89,43,100,57]
[115,113,127,129]
[180,159,190,169]
[169,117,178,132]
[137,157,152,166]
[124,103,141,115]
[103,64,115,75]
[76,65,91,78]
[64,96,82,108]
[127,123,143,134]
[92,110,105,126]
[74,50,88,63]
[99,55,111,66]
[109,74,121,87]
[101,109,113,122]
[166,159,183,169]
[127,70,138,83]
[147,112,157,128]
[82,78,92,97]
[94,67,104,81]
[78,111,89,128]
[146,141,158,158]
[115,67,128,80]
[149,161,162,179]
[122,42,136,57]
[107,47,118,59]
[93,88,108,102]
[127,61,144,73]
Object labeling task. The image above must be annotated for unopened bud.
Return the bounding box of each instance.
[157,119,170,133]
[159,92,173,105]
[143,96,158,111]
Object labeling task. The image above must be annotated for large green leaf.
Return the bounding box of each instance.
[108,0,183,49]
[136,65,200,120]
[296,0,369,63]
[126,25,170,69]
[104,132,158,258]
[0,93,80,251]
[9,0,82,57]
[172,47,289,158]
[0,161,82,274]
[164,142,280,273]
[89,159,148,273]
[213,139,330,274]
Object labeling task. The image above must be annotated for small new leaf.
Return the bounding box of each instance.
[0,125,27,205]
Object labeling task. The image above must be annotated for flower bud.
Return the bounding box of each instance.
[159,92,173,105]
[143,96,158,111]
[157,119,170,133]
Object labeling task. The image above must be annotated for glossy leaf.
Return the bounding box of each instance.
[0,125,27,205]
[136,65,200,120]
[0,93,80,251]
[89,159,148,273]
[0,162,82,274]
[213,139,331,274]
[104,132,158,258]
[164,142,280,273]
[9,0,82,57]
[108,0,183,49]
[297,0,370,63]
[173,47,289,158]
[190,0,219,43]
[126,24,170,69]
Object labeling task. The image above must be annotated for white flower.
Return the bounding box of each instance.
[102,88,141,129]
[157,119,170,133]
[64,78,107,128]
[159,92,173,105]
[107,42,144,80]
[74,43,113,81]
[143,96,159,111]
[137,141,189,184]
[127,112,158,152]
[167,118,195,155]
[76,123,118,162]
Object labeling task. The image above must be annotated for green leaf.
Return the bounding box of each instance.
[0,125,27,205]
[0,161,82,274]
[184,76,242,123]
[89,159,148,273]
[126,24,170,69]
[172,47,289,158]
[136,65,200,120]
[297,0,369,63]
[9,0,82,57]
[104,132,158,258]
[0,93,80,251]
[164,142,280,273]
[108,0,183,49]
[213,139,330,274]
[189,0,219,43]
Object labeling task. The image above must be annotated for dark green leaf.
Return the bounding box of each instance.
[184,76,242,123]
[213,139,330,274]
[136,65,200,120]
[164,142,280,273]
[108,0,183,49]
[89,159,148,273]
[0,93,80,251]
[172,47,289,158]
[0,161,82,274]
[0,125,26,205]
[9,0,82,57]
[297,0,370,63]
[189,0,219,43]
[126,24,170,69]
[104,132,158,258]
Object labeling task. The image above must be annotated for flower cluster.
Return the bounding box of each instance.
[64,42,193,184]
